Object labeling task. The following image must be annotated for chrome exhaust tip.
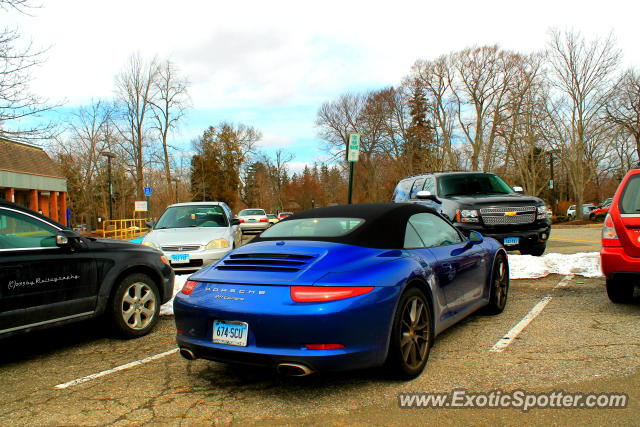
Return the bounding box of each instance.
[276,362,314,377]
[179,348,196,360]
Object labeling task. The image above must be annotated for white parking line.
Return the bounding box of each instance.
[490,274,574,353]
[55,348,179,389]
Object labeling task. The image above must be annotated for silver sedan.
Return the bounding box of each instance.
[141,202,241,272]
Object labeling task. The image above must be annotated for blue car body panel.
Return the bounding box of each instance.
[174,233,505,372]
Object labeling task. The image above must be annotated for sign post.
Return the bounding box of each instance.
[347,132,360,204]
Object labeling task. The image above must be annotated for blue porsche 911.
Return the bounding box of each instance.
[174,203,509,379]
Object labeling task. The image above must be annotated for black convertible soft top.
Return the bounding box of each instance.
[251,203,440,249]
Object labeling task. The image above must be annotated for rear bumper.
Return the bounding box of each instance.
[173,285,399,372]
[455,222,551,249]
[239,223,270,232]
[600,246,640,279]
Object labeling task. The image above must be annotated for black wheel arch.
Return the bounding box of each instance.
[96,263,167,316]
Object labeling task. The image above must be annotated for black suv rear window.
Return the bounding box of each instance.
[438,174,513,197]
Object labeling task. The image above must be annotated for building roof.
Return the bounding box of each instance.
[0,138,65,179]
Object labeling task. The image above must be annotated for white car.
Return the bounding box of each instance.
[237,208,270,234]
[141,202,241,272]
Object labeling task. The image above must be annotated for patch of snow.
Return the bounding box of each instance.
[508,252,602,279]
[159,252,603,316]
[160,274,189,316]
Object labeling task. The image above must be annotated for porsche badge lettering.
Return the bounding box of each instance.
[205,287,266,296]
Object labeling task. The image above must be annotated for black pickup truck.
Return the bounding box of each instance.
[393,171,551,255]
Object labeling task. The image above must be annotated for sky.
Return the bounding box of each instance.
[6,0,640,173]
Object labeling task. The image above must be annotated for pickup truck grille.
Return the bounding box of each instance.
[480,206,536,225]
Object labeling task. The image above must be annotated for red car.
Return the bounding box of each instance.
[601,170,640,302]
[589,198,612,219]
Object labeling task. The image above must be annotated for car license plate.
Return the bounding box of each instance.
[503,237,519,246]
[213,320,248,346]
[248,218,256,222]
[170,253,190,264]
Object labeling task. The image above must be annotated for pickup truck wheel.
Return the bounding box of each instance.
[110,273,160,338]
[606,278,634,303]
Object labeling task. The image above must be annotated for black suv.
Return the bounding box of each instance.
[393,172,551,255]
[0,199,174,338]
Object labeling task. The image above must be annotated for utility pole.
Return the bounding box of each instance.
[101,151,116,220]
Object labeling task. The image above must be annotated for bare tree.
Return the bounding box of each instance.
[115,53,158,199]
[606,69,640,158]
[150,59,190,202]
[544,29,620,218]
[410,55,457,169]
[0,0,58,141]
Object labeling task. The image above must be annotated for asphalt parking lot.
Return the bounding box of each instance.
[1,225,639,425]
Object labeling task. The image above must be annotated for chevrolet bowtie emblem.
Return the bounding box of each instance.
[504,211,517,217]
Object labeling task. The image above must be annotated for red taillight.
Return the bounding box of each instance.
[305,344,344,350]
[290,286,374,302]
[239,219,245,223]
[181,280,197,295]
[259,218,268,222]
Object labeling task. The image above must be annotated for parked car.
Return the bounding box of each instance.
[590,198,613,220]
[567,203,596,219]
[601,169,640,303]
[266,214,279,225]
[142,202,241,273]
[0,199,174,339]
[174,203,508,379]
[278,212,293,220]
[237,209,270,234]
[392,171,551,255]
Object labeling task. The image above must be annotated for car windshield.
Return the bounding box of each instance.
[260,217,364,238]
[438,174,513,197]
[155,205,228,229]
[239,209,265,216]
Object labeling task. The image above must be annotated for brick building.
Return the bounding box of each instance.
[0,138,68,225]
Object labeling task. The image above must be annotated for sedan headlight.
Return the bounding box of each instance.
[457,209,479,223]
[141,240,158,250]
[206,238,229,250]
[537,205,548,219]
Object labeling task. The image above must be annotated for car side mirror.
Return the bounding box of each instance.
[468,230,483,245]
[231,218,241,226]
[512,186,524,193]
[56,230,81,250]
[416,190,442,204]
[145,220,155,229]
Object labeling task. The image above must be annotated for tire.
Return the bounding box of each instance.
[484,253,509,314]
[606,277,634,303]
[520,244,546,256]
[109,273,160,338]
[386,287,433,380]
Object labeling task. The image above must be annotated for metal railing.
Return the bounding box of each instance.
[102,218,149,240]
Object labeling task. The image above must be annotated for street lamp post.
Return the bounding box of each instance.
[101,151,116,220]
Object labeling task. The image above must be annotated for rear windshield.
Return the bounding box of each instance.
[260,217,364,238]
[438,174,513,197]
[239,209,266,216]
[620,175,640,214]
